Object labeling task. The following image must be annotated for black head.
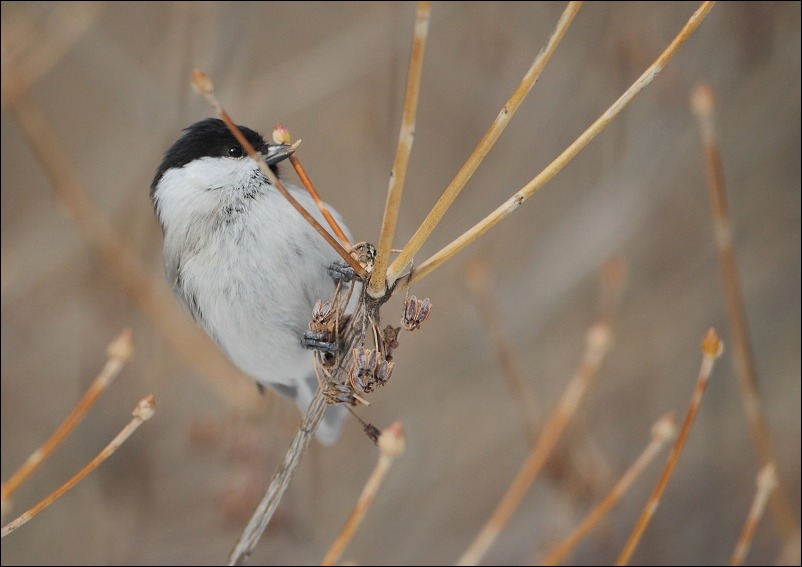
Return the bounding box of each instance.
[150,118,277,197]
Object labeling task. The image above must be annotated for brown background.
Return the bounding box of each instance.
[2,2,800,565]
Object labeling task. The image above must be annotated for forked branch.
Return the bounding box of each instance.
[387,1,583,287]
[408,1,716,285]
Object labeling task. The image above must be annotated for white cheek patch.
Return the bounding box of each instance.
[154,156,260,226]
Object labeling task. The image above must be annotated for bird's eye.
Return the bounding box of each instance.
[227,145,244,158]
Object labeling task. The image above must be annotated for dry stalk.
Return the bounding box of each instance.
[456,321,614,566]
[192,70,366,280]
[368,1,432,299]
[539,413,676,566]
[227,268,367,565]
[321,423,406,566]
[599,256,627,326]
[464,256,540,440]
[386,1,583,287]
[273,124,352,248]
[729,463,778,566]
[0,395,156,538]
[408,1,716,285]
[227,386,329,566]
[290,155,352,248]
[1,329,133,510]
[615,328,724,565]
[2,78,257,408]
[691,82,799,541]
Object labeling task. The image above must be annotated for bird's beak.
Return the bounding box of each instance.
[263,144,295,166]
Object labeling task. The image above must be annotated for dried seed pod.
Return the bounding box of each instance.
[350,347,374,393]
[375,359,395,385]
[402,294,432,331]
[324,383,358,406]
[350,346,389,393]
[382,325,401,360]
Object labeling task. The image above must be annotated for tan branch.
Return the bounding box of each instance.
[408,1,716,285]
[1,329,133,508]
[615,329,723,565]
[539,413,676,566]
[456,322,614,566]
[1,396,155,538]
[321,423,406,566]
[386,1,583,286]
[691,82,799,541]
[368,1,432,298]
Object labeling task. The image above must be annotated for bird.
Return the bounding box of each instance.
[150,118,350,444]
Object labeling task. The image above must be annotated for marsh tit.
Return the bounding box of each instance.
[151,118,350,444]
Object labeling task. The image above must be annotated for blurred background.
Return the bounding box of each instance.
[1,2,799,565]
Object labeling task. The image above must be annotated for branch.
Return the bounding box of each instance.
[386,1,583,286]
[1,396,156,538]
[730,463,778,566]
[615,329,723,565]
[321,423,406,566]
[227,387,328,566]
[192,71,367,280]
[539,413,676,566]
[691,82,799,541]
[2,82,254,407]
[368,1,432,299]
[408,1,716,285]
[1,329,133,508]
[456,322,614,566]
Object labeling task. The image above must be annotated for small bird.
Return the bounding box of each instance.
[151,118,349,444]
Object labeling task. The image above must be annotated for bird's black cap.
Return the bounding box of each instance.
[150,118,275,197]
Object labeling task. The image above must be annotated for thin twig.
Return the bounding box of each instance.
[321,423,406,566]
[3,78,257,408]
[291,155,352,248]
[227,387,328,566]
[386,1,583,287]
[368,1,432,299]
[272,125,352,248]
[464,256,540,441]
[227,266,364,565]
[1,396,156,538]
[730,463,778,566]
[192,70,367,280]
[456,322,614,566]
[1,329,133,508]
[408,1,716,286]
[539,413,676,566]
[615,328,724,565]
[691,82,799,541]
[599,256,627,327]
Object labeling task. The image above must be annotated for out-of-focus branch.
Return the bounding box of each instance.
[1,396,156,538]
[321,423,406,566]
[615,329,723,565]
[691,82,799,542]
[1,329,133,511]
[457,322,614,566]
[3,77,257,408]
